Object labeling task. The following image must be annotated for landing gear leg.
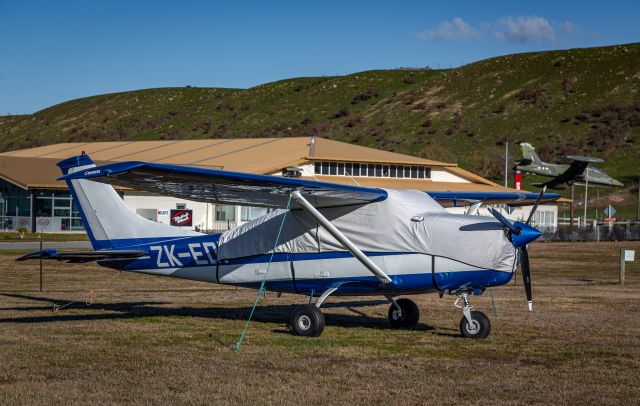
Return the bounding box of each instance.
[455,292,491,339]
[387,297,419,328]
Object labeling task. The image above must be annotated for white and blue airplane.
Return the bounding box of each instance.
[18,154,558,339]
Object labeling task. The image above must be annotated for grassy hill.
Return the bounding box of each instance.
[1,42,639,217]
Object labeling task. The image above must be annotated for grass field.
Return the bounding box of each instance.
[0,232,88,242]
[1,242,639,404]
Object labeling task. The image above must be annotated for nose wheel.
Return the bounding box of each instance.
[387,298,420,328]
[455,292,491,339]
[459,310,491,339]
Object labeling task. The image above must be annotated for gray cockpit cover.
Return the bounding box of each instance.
[218,189,517,271]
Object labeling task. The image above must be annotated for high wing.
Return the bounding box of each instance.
[16,249,146,263]
[59,161,388,209]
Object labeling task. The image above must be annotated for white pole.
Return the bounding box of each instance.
[583,168,589,228]
[504,141,509,188]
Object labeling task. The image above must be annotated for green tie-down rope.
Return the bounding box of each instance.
[235,194,293,352]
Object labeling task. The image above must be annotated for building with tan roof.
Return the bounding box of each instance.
[0,136,557,233]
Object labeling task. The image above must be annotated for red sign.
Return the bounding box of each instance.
[514,171,522,190]
[170,209,193,227]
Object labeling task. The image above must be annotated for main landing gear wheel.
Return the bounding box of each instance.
[290,304,325,337]
[388,298,419,328]
[459,310,491,339]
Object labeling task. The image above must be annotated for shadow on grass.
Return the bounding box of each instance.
[0,293,437,332]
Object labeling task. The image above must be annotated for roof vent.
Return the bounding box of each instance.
[309,136,316,157]
[282,167,302,178]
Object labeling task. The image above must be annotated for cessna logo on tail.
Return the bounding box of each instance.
[84,169,101,176]
[170,209,193,226]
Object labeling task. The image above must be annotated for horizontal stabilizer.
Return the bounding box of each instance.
[16,249,146,263]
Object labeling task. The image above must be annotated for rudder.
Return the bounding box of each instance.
[519,142,542,164]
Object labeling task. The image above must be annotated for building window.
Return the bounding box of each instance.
[176,203,187,209]
[533,210,555,228]
[28,188,84,231]
[345,163,353,176]
[241,206,268,221]
[35,197,52,217]
[215,205,235,221]
[312,161,432,179]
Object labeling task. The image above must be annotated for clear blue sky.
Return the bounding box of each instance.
[1,0,638,114]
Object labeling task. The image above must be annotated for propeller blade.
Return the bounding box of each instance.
[520,246,533,311]
[526,185,547,225]
[487,207,521,235]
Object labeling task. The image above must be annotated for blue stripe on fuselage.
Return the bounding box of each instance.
[234,269,513,295]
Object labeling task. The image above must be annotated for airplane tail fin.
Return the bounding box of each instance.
[57,155,201,250]
[520,142,542,164]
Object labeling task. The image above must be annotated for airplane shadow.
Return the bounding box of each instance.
[0,293,438,333]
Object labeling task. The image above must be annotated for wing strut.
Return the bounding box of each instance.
[291,191,393,284]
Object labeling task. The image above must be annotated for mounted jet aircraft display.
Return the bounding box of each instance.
[515,142,623,189]
[18,154,559,339]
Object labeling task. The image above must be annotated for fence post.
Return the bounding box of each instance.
[625,221,631,240]
[619,249,625,286]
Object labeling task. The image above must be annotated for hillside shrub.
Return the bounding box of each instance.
[515,88,545,103]
[332,107,350,119]
[351,92,373,104]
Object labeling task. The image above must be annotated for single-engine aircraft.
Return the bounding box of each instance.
[515,142,623,189]
[18,154,559,339]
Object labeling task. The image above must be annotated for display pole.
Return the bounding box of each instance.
[39,232,43,292]
[569,184,575,230]
[619,249,625,286]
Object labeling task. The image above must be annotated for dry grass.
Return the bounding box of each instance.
[0,242,639,405]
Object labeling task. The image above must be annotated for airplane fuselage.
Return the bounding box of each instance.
[98,233,513,297]
[516,162,623,187]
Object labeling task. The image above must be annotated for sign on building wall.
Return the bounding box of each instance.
[170,209,193,227]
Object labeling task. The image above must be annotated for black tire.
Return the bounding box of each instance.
[388,298,420,328]
[459,310,491,339]
[290,304,325,337]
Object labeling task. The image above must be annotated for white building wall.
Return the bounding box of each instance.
[123,194,219,231]
[447,204,558,229]
[430,169,470,183]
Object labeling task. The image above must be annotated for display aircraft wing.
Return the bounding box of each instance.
[59,161,388,209]
[16,249,146,263]
[540,155,602,189]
